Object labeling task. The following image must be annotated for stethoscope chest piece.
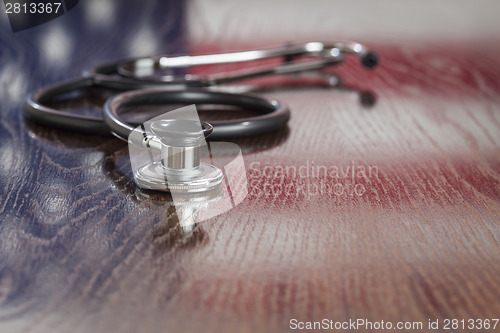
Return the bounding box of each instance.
[128,106,250,227]
[129,115,224,193]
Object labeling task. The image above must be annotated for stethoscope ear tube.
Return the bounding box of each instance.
[103,89,290,141]
[24,77,113,136]
[25,78,290,140]
[25,41,378,140]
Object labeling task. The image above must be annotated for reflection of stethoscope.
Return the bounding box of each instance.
[24,41,378,195]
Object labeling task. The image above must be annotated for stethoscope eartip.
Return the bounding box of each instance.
[361,52,378,69]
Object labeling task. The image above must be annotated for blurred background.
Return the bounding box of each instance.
[1,1,500,333]
[2,0,500,90]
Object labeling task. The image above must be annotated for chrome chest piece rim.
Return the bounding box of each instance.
[134,161,224,193]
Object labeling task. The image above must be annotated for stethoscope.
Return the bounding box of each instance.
[24,41,378,195]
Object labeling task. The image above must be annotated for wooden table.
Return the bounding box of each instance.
[1,1,499,332]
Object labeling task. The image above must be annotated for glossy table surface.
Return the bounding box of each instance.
[1,1,499,332]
